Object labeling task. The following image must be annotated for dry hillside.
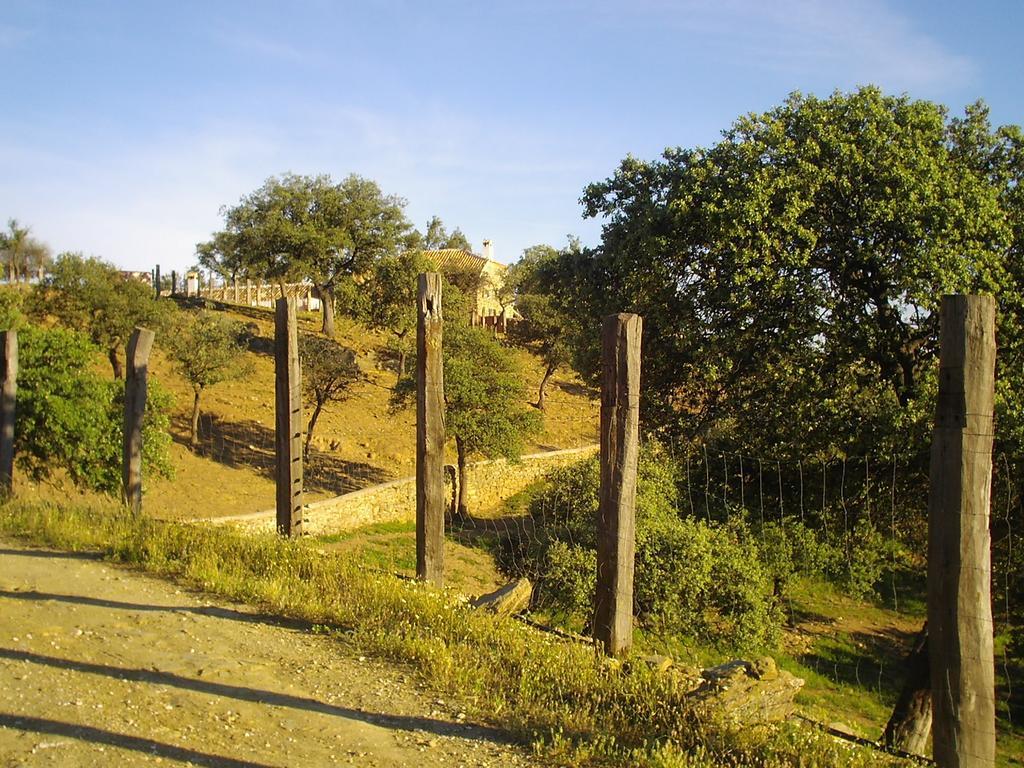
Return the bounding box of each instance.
[16,302,599,521]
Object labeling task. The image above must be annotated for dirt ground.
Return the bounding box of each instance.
[0,542,542,767]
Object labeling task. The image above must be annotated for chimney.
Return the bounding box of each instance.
[482,239,494,261]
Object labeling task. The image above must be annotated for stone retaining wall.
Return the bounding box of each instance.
[209,444,598,537]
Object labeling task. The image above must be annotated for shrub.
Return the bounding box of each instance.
[818,518,907,600]
[506,445,782,651]
[16,325,173,493]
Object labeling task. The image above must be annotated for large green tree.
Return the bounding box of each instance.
[198,174,413,338]
[561,87,1017,459]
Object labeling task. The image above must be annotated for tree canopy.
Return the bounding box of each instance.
[506,245,575,410]
[299,334,361,455]
[554,87,1021,458]
[164,311,252,449]
[29,253,166,379]
[0,219,50,283]
[347,248,429,379]
[16,325,172,493]
[442,323,541,516]
[198,173,414,337]
[418,216,472,252]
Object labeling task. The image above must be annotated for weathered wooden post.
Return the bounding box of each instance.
[122,327,155,515]
[594,313,641,656]
[275,297,304,536]
[928,294,996,768]
[171,270,178,296]
[154,265,161,299]
[0,330,17,495]
[416,273,444,585]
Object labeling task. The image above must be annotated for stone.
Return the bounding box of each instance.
[688,657,803,725]
[471,578,532,617]
[642,655,674,673]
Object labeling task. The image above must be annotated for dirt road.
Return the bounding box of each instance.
[0,543,541,767]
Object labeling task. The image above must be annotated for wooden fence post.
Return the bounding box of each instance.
[594,313,641,656]
[122,327,155,515]
[0,330,17,495]
[275,297,304,536]
[154,265,161,299]
[416,273,444,586]
[928,294,996,767]
[171,270,177,296]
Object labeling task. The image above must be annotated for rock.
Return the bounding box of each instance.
[642,655,674,673]
[471,578,532,617]
[688,657,803,725]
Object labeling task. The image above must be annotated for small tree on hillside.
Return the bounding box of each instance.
[506,245,576,410]
[29,253,167,378]
[441,324,541,517]
[393,279,539,515]
[299,334,361,456]
[509,293,573,410]
[350,248,428,380]
[165,311,252,450]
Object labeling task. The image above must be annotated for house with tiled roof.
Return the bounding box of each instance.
[423,240,514,323]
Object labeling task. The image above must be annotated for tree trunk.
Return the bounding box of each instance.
[108,346,124,380]
[882,623,932,756]
[304,400,325,458]
[190,387,202,451]
[277,278,287,299]
[319,284,336,337]
[395,328,410,380]
[456,436,469,518]
[536,362,557,410]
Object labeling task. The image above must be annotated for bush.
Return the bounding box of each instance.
[506,445,782,652]
[821,519,906,600]
[755,520,837,597]
[16,325,173,493]
[0,288,25,330]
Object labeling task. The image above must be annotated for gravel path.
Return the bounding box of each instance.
[0,543,541,767]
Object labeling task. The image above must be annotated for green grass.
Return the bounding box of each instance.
[316,521,419,572]
[0,499,910,767]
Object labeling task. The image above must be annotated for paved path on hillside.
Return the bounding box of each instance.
[0,543,540,767]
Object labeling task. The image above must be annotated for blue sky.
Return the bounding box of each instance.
[1,0,1021,272]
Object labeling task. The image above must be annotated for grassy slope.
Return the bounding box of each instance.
[0,500,903,768]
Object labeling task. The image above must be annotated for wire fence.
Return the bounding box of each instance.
[460,424,1022,746]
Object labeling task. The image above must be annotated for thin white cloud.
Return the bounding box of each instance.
[207,28,323,66]
[610,0,975,92]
